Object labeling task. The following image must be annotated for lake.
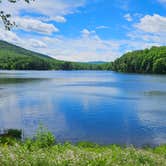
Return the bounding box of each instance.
[0,70,166,147]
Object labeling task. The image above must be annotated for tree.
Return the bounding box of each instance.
[153,58,166,74]
[101,46,166,74]
[0,0,34,30]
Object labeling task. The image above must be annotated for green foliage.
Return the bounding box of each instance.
[6,129,22,139]
[0,139,166,165]
[0,129,22,145]
[0,128,166,165]
[153,145,166,156]
[0,129,22,139]
[77,141,99,148]
[0,41,165,73]
[34,125,56,148]
[22,125,56,150]
[0,40,100,70]
[0,136,18,145]
[102,46,166,74]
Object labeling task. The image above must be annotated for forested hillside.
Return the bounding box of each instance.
[0,40,99,70]
[0,41,166,73]
[102,46,166,74]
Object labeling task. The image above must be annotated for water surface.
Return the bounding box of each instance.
[0,71,166,147]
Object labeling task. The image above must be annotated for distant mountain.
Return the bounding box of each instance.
[101,46,166,74]
[0,40,99,70]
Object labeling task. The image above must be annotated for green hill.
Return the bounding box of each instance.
[0,41,166,73]
[0,40,98,70]
[102,46,166,74]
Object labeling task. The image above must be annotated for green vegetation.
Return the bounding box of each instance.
[0,129,22,139]
[0,128,166,166]
[102,46,166,74]
[0,40,99,70]
[0,40,166,74]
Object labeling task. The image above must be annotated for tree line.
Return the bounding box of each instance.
[101,46,166,74]
[0,40,166,73]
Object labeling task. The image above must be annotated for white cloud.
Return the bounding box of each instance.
[135,14,166,34]
[52,16,66,23]
[40,16,67,23]
[0,0,86,33]
[96,26,109,29]
[127,31,166,45]
[0,26,21,44]
[1,22,165,62]
[13,17,59,35]
[0,1,166,62]
[38,32,121,62]
[0,28,47,48]
[126,14,166,50]
[124,13,133,22]
[0,27,121,62]
[0,1,122,62]
[28,39,47,48]
[81,29,91,36]
[81,29,96,37]
[0,0,86,21]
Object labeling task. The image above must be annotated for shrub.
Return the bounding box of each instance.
[34,125,56,148]
[7,129,22,139]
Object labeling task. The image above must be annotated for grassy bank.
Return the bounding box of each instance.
[0,129,166,166]
[0,140,166,166]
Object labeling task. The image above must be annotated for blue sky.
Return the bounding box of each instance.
[0,0,166,62]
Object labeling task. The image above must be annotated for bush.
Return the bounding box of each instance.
[34,125,56,148]
[7,129,22,139]
[0,129,22,145]
[0,137,18,145]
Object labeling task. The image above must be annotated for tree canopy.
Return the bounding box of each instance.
[102,46,166,74]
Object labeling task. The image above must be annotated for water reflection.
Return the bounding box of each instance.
[0,71,166,146]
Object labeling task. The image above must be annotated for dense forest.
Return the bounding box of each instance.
[0,40,100,70]
[102,46,166,74]
[0,40,166,73]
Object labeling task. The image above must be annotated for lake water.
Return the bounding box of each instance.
[0,71,166,147]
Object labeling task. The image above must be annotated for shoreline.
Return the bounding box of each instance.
[0,136,166,165]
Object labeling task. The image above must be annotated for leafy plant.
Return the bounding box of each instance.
[34,124,56,148]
